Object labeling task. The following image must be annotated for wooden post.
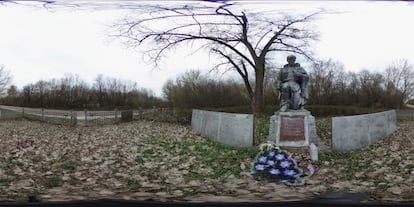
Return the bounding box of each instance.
[41,108,45,122]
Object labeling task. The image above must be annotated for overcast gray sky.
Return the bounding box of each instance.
[0,1,413,96]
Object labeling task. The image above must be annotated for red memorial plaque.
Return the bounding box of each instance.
[280,116,305,141]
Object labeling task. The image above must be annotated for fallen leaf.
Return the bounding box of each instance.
[387,186,402,195]
[99,189,115,196]
[12,179,34,190]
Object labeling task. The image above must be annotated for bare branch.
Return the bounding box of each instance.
[259,10,321,60]
[212,49,254,99]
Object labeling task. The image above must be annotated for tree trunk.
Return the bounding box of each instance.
[252,62,265,115]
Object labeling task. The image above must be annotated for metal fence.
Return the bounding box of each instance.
[0,107,157,126]
[0,108,23,120]
[23,108,75,126]
[80,110,120,126]
[396,109,414,121]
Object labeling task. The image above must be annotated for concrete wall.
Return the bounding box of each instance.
[332,110,397,151]
[191,109,253,147]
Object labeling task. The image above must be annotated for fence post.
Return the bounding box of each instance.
[0,110,2,119]
[41,108,45,122]
[22,108,25,118]
[115,108,118,120]
[70,110,77,126]
[84,109,88,126]
[139,107,143,119]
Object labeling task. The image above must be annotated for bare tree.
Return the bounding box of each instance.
[162,70,249,109]
[0,65,12,97]
[263,67,280,105]
[358,70,384,107]
[308,59,347,105]
[114,3,320,114]
[384,59,414,107]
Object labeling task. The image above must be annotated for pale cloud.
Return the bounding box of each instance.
[311,1,414,71]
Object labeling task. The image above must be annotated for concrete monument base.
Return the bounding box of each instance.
[267,110,319,160]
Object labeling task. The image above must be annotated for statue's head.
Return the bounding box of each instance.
[287,55,296,64]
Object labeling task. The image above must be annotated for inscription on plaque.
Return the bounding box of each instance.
[280,116,305,141]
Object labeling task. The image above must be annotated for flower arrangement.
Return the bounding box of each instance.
[251,143,304,185]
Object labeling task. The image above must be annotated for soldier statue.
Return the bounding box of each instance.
[278,55,309,112]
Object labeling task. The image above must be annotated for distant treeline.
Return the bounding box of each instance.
[307,59,414,108]
[163,59,414,111]
[163,70,249,109]
[2,59,413,112]
[1,74,163,109]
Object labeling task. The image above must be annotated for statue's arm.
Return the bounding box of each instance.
[295,67,309,80]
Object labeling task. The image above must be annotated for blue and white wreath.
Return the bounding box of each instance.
[251,143,304,186]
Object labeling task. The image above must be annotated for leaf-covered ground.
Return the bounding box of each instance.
[0,119,413,203]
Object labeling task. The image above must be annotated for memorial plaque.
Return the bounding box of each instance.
[280,116,305,141]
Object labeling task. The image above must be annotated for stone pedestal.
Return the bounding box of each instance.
[267,110,319,160]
